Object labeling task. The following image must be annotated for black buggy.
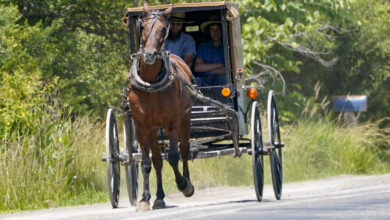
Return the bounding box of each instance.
[103,2,284,208]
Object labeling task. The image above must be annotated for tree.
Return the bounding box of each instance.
[2,0,134,115]
[239,0,390,121]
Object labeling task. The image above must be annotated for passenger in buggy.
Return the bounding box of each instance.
[164,12,197,68]
[194,15,226,87]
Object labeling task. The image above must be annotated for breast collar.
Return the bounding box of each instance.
[129,50,174,93]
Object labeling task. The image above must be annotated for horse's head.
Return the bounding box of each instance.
[138,3,172,65]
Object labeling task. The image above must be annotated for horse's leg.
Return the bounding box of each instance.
[179,114,194,197]
[166,125,187,191]
[136,128,153,211]
[149,129,166,209]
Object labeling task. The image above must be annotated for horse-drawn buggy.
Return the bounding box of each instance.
[102,2,284,211]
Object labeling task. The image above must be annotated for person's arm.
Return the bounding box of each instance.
[194,57,224,72]
[183,53,194,68]
[209,66,225,74]
[181,34,197,68]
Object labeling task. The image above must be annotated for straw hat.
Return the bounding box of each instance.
[200,15,221,33]
[170,12,193,24]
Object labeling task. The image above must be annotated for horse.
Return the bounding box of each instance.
[127,3,195,211]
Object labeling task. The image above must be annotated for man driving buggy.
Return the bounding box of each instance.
[164,12,197,69]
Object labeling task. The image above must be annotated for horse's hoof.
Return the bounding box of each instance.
[152,199,166,209]
[180,177,195,197]
[136,201,151,212]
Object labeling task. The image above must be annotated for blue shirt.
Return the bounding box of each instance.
[164,33,196,59]
[196,41,225,75]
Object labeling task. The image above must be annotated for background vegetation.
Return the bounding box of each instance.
[1,0,389,213]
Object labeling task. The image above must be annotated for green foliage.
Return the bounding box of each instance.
[0,5,67,140]
[238,0,390,122]
[2,1,389,119]
[240,0,343,73]
[0,72,39,140]
[318,0,390,120]
[1,3,129,116]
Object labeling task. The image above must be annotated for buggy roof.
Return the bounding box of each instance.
[127,2,230,14]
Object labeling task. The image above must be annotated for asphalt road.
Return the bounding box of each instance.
[2,174,390,220]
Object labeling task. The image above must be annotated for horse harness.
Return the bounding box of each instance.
[129,10,175,93]
[128,50,175,93]
[127,10,196,115]
[128,51,195,114]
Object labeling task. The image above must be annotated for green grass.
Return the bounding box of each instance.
[1,114,390,213]
[0,116,107,213]
[282,118,390,181]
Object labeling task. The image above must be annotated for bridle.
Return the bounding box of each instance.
[132,10,170,59]
[129,10,174,92]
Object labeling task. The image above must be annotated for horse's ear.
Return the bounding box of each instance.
[163,4,173,18]
[143,2,149,13]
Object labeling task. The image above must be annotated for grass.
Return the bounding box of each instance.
[0,116,107,213]
[1,113,390,213]
[282,117,390,181]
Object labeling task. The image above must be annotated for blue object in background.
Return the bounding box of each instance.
[333,95,367,112]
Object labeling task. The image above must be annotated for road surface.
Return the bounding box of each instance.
[2,174,390,220]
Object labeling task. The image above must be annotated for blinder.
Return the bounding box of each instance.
[136,18,143,37]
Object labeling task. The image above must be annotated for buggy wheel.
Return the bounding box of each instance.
[267,91,283,200]
[123,118,138,206]
[105,108,120,208]
[250,101,264,202]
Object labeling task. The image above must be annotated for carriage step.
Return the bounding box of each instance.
[191,110,220,114]
[192,106,219,111]
[191,106,224,115]
[191,116,229,123]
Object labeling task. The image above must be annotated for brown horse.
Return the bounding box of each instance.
[127,3,194,211]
